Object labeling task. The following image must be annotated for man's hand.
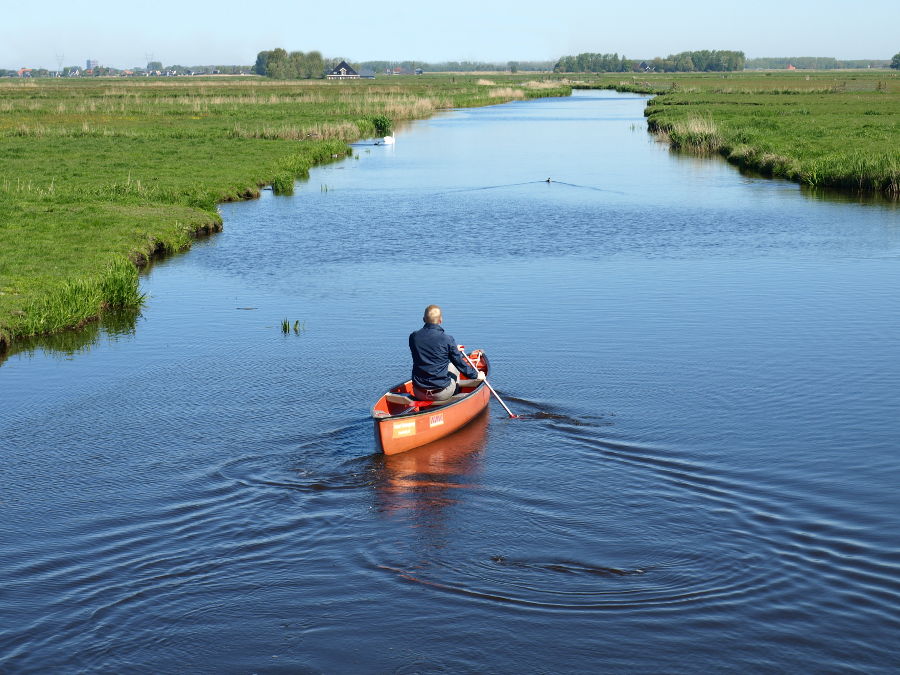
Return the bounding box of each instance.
[475,370,486,381]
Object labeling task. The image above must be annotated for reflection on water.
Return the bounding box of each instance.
[666,147,899,208]
[0,308,139,366]
[373,410,489,519]
[799,184,900,208]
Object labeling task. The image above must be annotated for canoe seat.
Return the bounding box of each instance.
[421,392,469,407]
[385,389,472,410]
[385,392,416,406]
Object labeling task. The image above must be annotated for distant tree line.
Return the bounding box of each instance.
[252,55,557,78]
[555,50,745,73]
[554,53,633,73]
[254,49,326,79]
[893,53,900,69]
[746,56,890,70]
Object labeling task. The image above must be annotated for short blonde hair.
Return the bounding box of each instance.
[423,304,442,324]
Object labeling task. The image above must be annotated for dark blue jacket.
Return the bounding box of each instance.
[409,323,479,390]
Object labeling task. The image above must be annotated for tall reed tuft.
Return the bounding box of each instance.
[669,117,723,153]
[19,258,144,337]
[371,114,393,136]
[272,173,294,195]
[98,257,144,308]
[488,87,525,99]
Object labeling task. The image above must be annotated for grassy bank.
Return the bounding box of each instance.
[0,75,570,351]
[571,71,900,194]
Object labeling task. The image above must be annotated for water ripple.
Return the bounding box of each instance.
[369,545,770,611]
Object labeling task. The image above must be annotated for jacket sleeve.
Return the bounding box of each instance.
[446,336,479,379]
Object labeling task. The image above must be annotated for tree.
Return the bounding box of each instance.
[266,48,290,79]
[254,51,271,76]
[255,47,326,78]
[891,52,900,69]
[680,54,694,71]
[508,61,519,73]
[147,61,162,72]
[304,51,324,78]
[288,51,305,78]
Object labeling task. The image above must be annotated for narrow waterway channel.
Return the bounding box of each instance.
[2,91,899,672]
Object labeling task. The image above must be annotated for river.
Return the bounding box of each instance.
[2,90,899,672]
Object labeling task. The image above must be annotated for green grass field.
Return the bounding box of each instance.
[0,75,570,350]
[575,71,900,193]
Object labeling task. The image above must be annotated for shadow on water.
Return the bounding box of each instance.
[0,309,140,367]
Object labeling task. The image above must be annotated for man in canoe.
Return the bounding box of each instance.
[409,305,484,401]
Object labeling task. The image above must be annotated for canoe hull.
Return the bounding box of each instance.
[375,386,490,455]
[372,350,491,455]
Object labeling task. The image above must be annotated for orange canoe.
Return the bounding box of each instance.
[372,349,491,455]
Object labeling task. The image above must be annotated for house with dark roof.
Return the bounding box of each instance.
[326,61,359,80]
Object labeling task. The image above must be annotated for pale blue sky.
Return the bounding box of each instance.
[4,0,898,70]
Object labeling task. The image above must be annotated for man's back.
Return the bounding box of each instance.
[409,322,456,390]
[409,305,478,395]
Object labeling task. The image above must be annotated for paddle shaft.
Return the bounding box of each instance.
[460,348,518,418]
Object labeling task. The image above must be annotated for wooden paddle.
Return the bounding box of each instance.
[459,346,519,418]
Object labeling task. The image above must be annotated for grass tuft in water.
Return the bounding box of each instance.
[272,173,294,196]
[371,114,393,137]
[280,319,304,335]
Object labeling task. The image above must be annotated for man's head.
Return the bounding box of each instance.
[423,304,442,324]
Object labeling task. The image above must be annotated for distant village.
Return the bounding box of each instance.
[0,60,256,78]
[1,59,434,79]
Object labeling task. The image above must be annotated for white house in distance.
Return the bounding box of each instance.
[326,61,360,80]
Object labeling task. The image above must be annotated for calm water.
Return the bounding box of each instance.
[3,91,900,673]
